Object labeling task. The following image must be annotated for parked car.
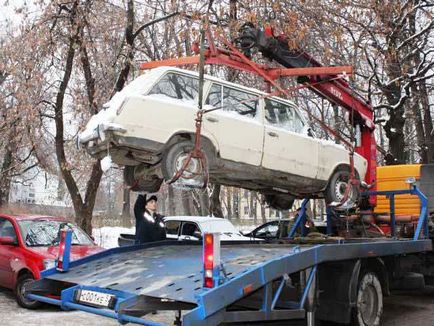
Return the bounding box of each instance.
[244,219,328,240]
[79,66,367,209]
[243,219,292,240]
[118,216,261,246]
[0,214,103,309]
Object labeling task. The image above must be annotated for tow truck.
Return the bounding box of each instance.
[26,23,434,326]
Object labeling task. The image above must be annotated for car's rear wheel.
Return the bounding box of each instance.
[161,140,211,182]
[124,165,163,192]
[264,193,295,210]
[15,273,42,309]
[325,167,359,208]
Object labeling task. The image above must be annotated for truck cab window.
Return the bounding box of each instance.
[148,73,199,101]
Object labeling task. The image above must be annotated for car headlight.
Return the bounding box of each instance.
[43,259,56,270]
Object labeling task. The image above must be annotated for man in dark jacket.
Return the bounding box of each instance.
[134,194,166,244]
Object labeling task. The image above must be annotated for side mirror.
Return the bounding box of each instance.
[0,236,17,246]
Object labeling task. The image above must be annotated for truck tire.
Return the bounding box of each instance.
[15,273,42,309]
[352,271,383,326]
[161,140,210,181]
[325,167,359,208]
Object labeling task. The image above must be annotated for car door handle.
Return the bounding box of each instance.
[267,131,279,137]
[206,117,219,123]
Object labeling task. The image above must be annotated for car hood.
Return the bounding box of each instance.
[28,245,104,261]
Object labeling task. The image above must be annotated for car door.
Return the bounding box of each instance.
[0,217,19,287]
[179,222,202,241]
[164,220,181,240]
[262,99,319,181]
[202,83,264,166]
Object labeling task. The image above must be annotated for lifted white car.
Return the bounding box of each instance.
[79,67,367,209]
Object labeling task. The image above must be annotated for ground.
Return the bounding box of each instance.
[2,286,434,325]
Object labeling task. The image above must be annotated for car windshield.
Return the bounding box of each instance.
[18,220,93,247]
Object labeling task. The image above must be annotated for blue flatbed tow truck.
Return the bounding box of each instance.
[26,187,434,326]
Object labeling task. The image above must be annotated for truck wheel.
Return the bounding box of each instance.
[325,168,359,208]
[161,140,209,181]
[353,272,383,326]
[15,273,42,309]
[264,194,295,210]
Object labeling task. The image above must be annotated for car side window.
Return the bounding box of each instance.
[165,221,181,236]
[148,72,199,101]
[0,218,17,242]
[223,86,258,118]
[206,83,223,107]
[265,99,304,133]
[181,222,202,239]
[255,221,279,238]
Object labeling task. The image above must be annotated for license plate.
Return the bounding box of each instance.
[76,289,115,308]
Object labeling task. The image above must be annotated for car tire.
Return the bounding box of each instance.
[161,140,210,181]
[15,273,42,309]
[352,271,383,326]
[264,194,295,210]
[325,167,359,207]
[124,165,163,192]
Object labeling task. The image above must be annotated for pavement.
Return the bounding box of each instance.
[2,286,434,325]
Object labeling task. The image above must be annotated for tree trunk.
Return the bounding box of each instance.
[226,187,232,219]
[420,82,434,163]
[210,184,223,217]
[121,168,131,218]
[250,191,257,224]
[260,194,266,223]
[168,185,176,215]
[0,146,13,207]
[181,190,192,215]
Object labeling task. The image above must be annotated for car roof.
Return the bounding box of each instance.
[0,214,68,222]
[148,66,299,108]
[164,215,233,223]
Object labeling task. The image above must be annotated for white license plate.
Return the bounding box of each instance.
[77,289,115,308]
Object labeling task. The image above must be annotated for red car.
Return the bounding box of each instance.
[0,214,103,309]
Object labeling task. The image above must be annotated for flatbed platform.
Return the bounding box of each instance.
[28,238,432,325]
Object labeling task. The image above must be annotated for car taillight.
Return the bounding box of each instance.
[203,233,220,288]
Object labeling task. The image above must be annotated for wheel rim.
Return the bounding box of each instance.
[334,175,352,202]
[174,152,200,178]
[359,283,379,325]
[19,278,36,305]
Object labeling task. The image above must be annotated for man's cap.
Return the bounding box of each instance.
[145,195,158,204]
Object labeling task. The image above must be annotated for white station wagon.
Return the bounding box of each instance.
[79,67,367,209]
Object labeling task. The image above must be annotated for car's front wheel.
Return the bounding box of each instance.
[325,167,359,208]
[161,140,210,182]
[15,273,42,309]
